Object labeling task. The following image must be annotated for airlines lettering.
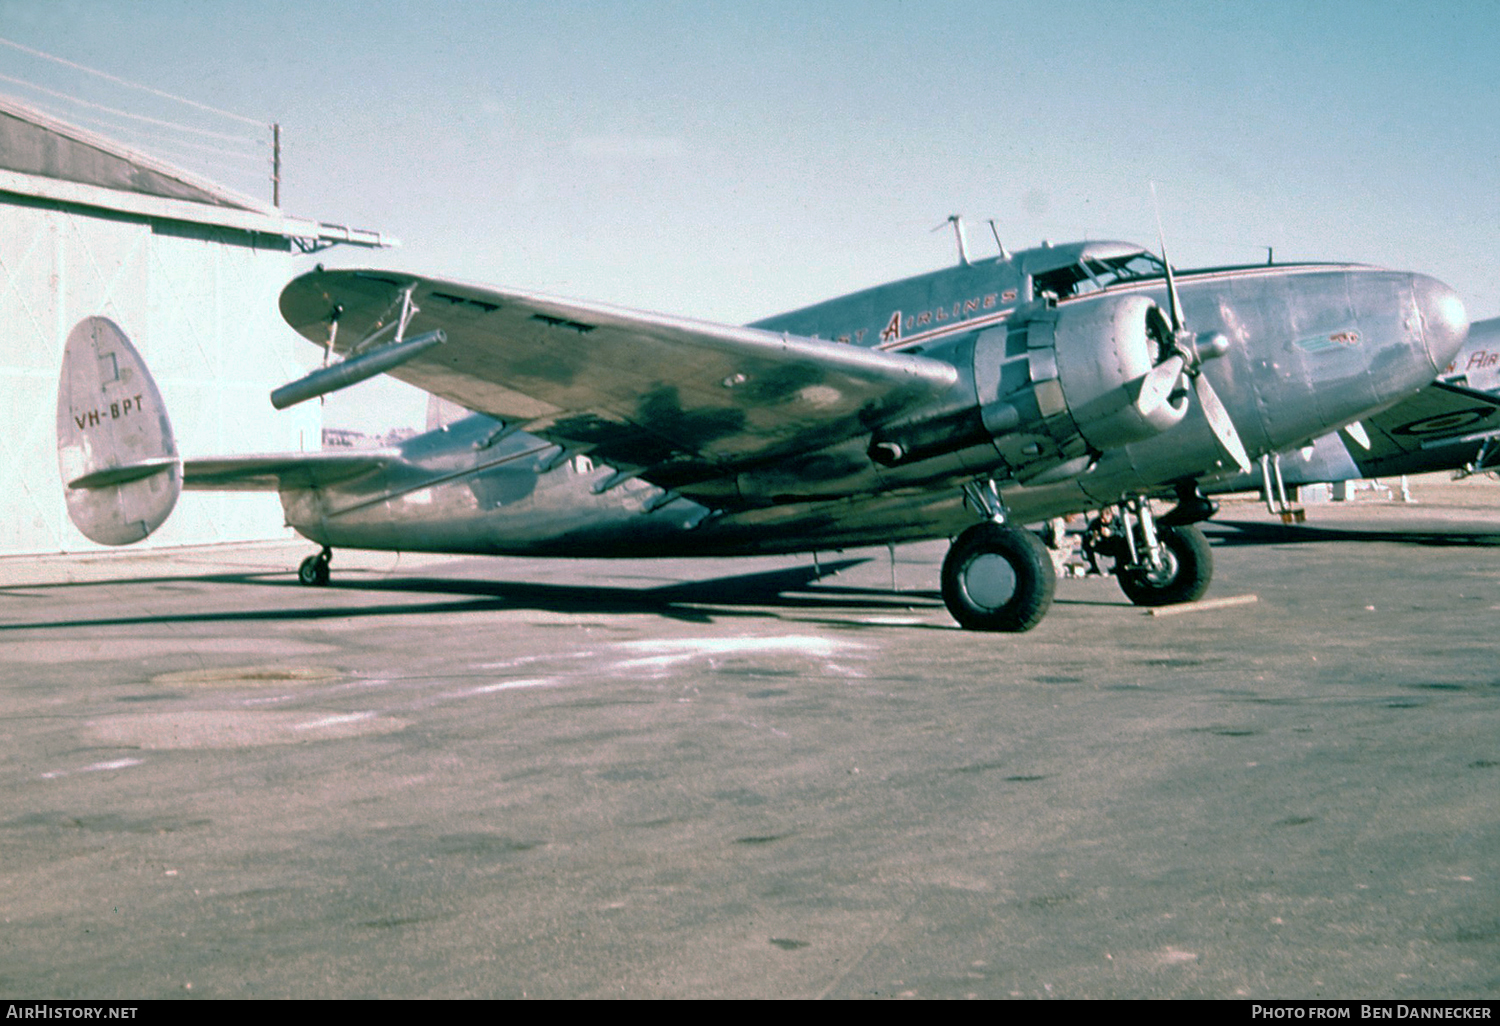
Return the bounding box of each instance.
[1463,349,1498,373]
[903,292,1001,333]
[860,290,1021,347]
[73,395,145,431]
[1442,350,1499,376]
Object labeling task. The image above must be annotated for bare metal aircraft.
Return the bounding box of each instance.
[1208,315,1500,506]
[56,238,1469,631]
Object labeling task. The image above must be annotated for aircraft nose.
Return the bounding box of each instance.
[1413,274,1469,371]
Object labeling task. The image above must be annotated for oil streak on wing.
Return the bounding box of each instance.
[279,269,959,486]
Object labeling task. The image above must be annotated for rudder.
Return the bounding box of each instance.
[55,316,182,545]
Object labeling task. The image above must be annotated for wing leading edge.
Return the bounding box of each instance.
[279,269,959,489]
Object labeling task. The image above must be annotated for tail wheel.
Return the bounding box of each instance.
[1116,524,1212,607]
[941,523,1056,632]
[298,549,331,587]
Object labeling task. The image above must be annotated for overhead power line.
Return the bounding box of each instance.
[0,35,286,205]
[0,35,265,126]
[14,96,264,160]
[0,72,258,142]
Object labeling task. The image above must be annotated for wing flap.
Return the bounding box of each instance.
[279,270,958,483]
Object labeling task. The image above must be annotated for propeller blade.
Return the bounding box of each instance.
[1150,181,1185,334]
[1138,354,1186,408]
[1192,372,1253,473]
[1126,353,1191,432]
[1343,421,1373,450]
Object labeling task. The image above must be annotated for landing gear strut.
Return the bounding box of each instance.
[1080,497,1212,607]
[940,479,1056,632]
[1114,521,1212,606]
[298,546,331,586]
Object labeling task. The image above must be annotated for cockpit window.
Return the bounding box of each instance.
[1085,252,1168,289]
[1032,252,1167,299]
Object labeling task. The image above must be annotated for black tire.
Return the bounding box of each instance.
[941,523,1056,632]
[298,554,330,586]
[1116,523,1212,607]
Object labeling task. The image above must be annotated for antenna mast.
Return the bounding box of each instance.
[936,214,970,265]
[986,219,1009,260]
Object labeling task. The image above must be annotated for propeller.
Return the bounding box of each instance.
[1149,184,1253,473]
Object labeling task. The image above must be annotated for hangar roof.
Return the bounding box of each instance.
[0,94,392,250]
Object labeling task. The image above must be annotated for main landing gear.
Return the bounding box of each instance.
[298,546,332,586]
[937,480,1218,631]
[940,480,1057,632]
[941,522,1056,632]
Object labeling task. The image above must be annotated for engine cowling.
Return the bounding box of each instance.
[870,294,1188,482]
[978,294,1189,478]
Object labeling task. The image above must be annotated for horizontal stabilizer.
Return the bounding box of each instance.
[183,450,399,491]
[68,456,181,490]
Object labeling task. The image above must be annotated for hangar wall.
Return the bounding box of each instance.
[0,99,387,556]
[0,194,324,555]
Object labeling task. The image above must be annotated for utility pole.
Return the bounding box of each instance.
[272,122,281,207]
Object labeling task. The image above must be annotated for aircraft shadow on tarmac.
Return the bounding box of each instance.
[1205,518,1500,549]
[17,513,1497,636]
[0,558,965,633]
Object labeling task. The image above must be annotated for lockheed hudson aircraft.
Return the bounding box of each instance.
[1207,315,1500,503]
[57,238,1471,631]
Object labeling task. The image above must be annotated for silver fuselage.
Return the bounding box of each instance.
[1210,315,1500,489]
[281,253,1468,557]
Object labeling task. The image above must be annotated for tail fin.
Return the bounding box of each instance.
[56,316,182,545]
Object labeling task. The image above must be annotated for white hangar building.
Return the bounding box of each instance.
[0,96,390,556]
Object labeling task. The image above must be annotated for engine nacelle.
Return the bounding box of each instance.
[871,294,1189,478]
[989,293,1190,458]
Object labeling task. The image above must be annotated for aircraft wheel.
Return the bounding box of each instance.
[1116,524,1212,607]
[941,523,1056,632]
[298,551,331,587]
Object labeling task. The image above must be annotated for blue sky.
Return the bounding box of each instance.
[4,0,1498,428]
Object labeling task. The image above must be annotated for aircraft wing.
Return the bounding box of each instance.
[279,269,959,489]
[1348,381,1500,469]
[181,450,399,491]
